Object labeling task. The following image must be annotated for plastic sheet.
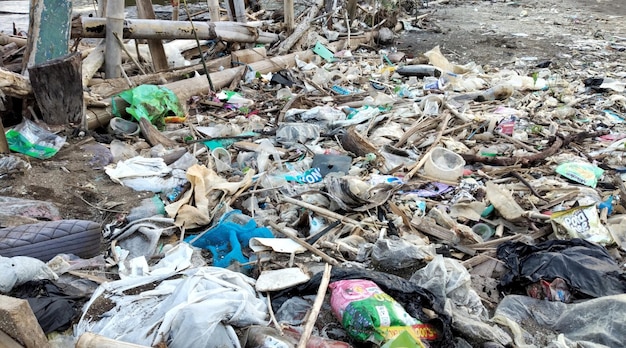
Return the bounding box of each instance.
[75,267,268,348]
[493,294,626,347]
[0,255,57,292]
[497,239,626,299]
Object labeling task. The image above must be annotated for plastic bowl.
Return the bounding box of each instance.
[423,147,466,182]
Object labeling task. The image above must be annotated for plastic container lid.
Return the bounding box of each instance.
[423,147,466,182]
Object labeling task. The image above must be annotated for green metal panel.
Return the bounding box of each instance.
[32,0,72,64]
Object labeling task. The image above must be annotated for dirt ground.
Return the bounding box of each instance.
[1,0,625,229]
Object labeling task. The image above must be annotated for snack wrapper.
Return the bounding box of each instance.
[550,205,614,245]
[329,279,437,345]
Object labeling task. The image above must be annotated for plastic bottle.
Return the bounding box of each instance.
[127,195,166,222]
[396,64,441,78]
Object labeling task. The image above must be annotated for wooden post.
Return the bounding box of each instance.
[0,119,9,154]
[105,0,124,78]
[207,0,221,22]
[136,0,170,72]
[28,52,83,125]
[284,0,294,31]
[0,295,50,348]
[226,0,247,23]
[22,0,72,73]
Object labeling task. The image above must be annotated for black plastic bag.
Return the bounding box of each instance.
[9,280,86,334]
[497,238,626,299]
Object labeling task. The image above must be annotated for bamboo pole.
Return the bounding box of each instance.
[297,264,332,348]
[105,0,124,78]
[75,17,279,44]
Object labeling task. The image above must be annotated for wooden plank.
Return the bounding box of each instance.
[0,329,24,348]
[76,333,150,348]
[231,47,266,65]
[23,0,72,71]
[0,295,50,348]
[28,51,83,125]
[136,0,169,72]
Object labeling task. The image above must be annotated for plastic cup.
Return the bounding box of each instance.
[472,223,495,241]
[423,147,466,182]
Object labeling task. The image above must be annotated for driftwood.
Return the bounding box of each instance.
[461,130,610,167]
[0,67,31,98]
[136,0,169,72]
[0,33,27,47]
[276,0,324,55]
[73,17,279,44]
[28,51,83,125]
[82,40,106,87]
[139,117,178,148]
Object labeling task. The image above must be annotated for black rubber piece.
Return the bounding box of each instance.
[0,220,102,261]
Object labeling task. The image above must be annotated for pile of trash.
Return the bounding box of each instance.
[2,1,626,347]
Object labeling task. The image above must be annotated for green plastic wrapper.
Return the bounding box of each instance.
[5,119,66,159]
[556,162,604,188]
[329,279,436,345]
[113,84,184,130]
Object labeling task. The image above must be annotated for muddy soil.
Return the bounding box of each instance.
[1,0,625,229]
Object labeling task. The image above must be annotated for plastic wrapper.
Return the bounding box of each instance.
[329,279,436,345]
[497,239,626,299]
[5,118,66,159]
[555,162,604,188]
[550,205,614,245]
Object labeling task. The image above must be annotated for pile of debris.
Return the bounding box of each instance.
[1,0,626,347]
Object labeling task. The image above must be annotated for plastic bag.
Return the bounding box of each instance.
[5,118,66,159]
[114,85,185,129]
[497,239,626,299]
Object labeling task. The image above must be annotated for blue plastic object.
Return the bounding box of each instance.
[185,210,273,269]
